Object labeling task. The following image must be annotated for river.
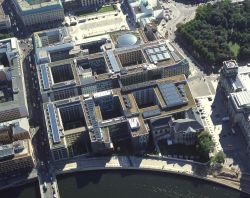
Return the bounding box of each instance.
[57,169,249,198]
[0,170,249,198]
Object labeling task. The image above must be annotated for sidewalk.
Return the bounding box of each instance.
[54,155,249,194]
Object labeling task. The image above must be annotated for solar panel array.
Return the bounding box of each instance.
[40,64,50,90]
[85,98,102,140]
[107,50,120,73]
[47,103,61,144]
[177,84,186,97]
[145,44,171,63]
[123,95,131,109]
[158,83,185,108]
[142,109,161,119]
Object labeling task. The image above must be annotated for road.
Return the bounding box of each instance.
[18,36,58,197]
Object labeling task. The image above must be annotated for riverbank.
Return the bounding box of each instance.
[54,155,250,195]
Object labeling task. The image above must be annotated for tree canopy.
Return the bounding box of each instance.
[177,0,250,69]
[212,151,226,164]
[196,131,214,157]
[0,33,13,40]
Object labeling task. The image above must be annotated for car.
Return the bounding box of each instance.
[208,97,213,101]
[43,182,47,192]
[201,116,205,119]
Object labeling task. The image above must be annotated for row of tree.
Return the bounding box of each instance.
[177,0,250,68]
[196,131,225,164]
[0,33,14,40]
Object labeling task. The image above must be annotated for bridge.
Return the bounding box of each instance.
[38,164,61,198]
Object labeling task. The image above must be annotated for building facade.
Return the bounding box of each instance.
[0,140,34,175]
[220,60,250,155]
[0,2,11,30]
[12,0,64,26]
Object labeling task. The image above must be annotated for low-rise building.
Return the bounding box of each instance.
[12,0,64,26]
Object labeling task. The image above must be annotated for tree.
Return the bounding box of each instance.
[0,33,13,40]
[212,151,226,164]
[196,131,214,156]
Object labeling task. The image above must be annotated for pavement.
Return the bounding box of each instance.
[194,89,250,174]
[54,155,249,193]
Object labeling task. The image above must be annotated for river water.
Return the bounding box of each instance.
[57,170,249,198]
[0,170,249,198]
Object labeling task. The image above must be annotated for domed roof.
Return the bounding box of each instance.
[117,34,138,48]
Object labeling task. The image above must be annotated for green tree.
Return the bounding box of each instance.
[0,33,14,40]
[197,131,214,156]
[212,151,226,164]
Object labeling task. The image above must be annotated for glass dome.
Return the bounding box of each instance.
[117,34,138,48]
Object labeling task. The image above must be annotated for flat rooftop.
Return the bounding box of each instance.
[0,0,7,20]
[13,0,63,14]
[0,38,28,122]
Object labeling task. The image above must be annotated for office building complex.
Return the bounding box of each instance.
[0,0,11,30]
[0,38,34,174]
[33,28,192,160]
[0,38,28,122]
[220,60,250,155]
[12,0,64,26]
[43,74,197,160]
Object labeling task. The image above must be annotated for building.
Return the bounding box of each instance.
[0,139,34,175]
[220,60,250,155]
[80,0,118,7]
[129,0,163,23]
[33,29,192,160]
[0,117,30,144]
[34,29,189,103]
[43,74,197,160]
[0,37,33,174]
[0,0,11,30]
[149,109,203,145]
[12,0,64,26]
[0,38,29,123]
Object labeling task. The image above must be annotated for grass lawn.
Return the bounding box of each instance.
[98,5,115,13]
[76,5,115,16]
[228,42,240,58]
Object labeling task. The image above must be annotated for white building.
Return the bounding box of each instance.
[12,0,64,26]
[129,0,164,23]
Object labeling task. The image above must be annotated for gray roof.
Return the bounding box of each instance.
[234,91,250,108]
[172,118,203,133]
[106,50,120,73]
[0,144,14,160]
[149,116,172,129]
[158,83,186,108]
